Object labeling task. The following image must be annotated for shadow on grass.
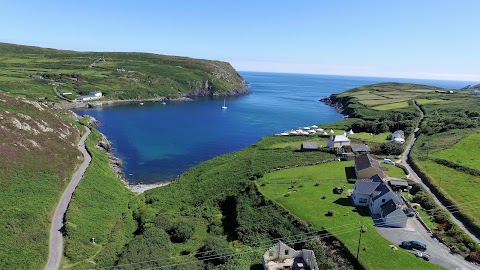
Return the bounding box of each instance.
[352,207,371,217]
[333,197,352,207]
[345,166,356,180]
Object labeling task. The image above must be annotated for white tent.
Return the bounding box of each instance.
[329,129,334,134]
[322,131,328,135]
[348,129,354,135]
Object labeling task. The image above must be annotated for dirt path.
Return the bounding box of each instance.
[45,125,92,270]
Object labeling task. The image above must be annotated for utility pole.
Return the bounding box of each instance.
[356,224,366,260]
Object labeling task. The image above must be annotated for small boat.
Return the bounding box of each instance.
[139,102,144,105]
[162,101,167,105]
[221,99,227,109]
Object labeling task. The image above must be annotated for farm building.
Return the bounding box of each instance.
[354,154,386,179]
[262,241,319,270]
[351,144,370,154]
[327,135,350,148]
[76,91,103,101]
[301,142,319,151]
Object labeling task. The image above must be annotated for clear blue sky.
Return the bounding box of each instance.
[1,0,479,81]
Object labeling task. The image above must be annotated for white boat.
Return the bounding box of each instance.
[222,99,227,109]
[162,101,167,105]
[139,102,144,105]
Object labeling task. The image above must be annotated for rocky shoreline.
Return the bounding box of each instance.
[319,95,347,115]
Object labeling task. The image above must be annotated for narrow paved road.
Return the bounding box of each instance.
[45,126,91,270]
[400,127,480,244]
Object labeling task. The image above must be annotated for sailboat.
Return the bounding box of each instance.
[221,99,227,109]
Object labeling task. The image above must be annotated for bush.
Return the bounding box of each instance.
[168,221,195,243]
[466,251,480,263]
[326,210,335,216]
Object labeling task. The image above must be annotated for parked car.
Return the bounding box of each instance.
[405,207,416,217]
[384,158,395,165]
[400,241,427,252]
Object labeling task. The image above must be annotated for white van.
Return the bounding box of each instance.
[384,158,395,165]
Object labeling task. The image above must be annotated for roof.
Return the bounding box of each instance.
[354,181,381,195]
[355,154,381,172]
[331,135,350,142]
[392,130,405,137]
[351,144,370,152]
[372,182,392,201]
[371,174,384,182]
[302,142,318,149]
[380,199,398,216]
[389,180,409,187]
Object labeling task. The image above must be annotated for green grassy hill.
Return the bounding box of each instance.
[0,43,248,101]
[0,92,82,268]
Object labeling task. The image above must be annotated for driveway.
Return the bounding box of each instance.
[376,217,479,269]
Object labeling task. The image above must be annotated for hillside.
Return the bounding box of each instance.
[0,43,248,102]
[0,92,82,268]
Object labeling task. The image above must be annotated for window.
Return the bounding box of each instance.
[382,198,385,203]
[285,250,289,255]
[359,198,367,204]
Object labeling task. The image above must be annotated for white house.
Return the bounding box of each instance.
[351,175,383,206]
[391,130,405,144]
[76,91,103,101]
[327,135,351,148]
[472,90,480,96]
[351,174,407,228]
[262,241,319,270]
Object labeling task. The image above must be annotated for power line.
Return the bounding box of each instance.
[95,202,480,269]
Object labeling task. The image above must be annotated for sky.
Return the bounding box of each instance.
[1,0,479,81]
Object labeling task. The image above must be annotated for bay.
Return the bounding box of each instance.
[75,72,474,184]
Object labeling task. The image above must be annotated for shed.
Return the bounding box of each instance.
[301,142,319,151]
[389,180,409,191]
[351,144,370,154]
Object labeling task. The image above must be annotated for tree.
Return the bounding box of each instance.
[168,221,195,243]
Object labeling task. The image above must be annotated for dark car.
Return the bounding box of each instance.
[400,241,427,252]
[405,208,416,217]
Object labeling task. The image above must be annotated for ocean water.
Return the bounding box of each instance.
[75,72,473,184]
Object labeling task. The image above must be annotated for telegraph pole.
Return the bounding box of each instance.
[356,224,366,260]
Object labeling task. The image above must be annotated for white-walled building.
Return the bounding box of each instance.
[327,135,351,148]
[76,91,103,101]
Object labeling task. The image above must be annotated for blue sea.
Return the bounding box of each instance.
[75,72,474,184]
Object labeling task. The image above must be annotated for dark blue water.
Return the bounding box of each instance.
[75,72,474,183]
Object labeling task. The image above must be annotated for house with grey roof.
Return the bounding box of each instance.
[354,154,386,179]
[301,142,318,151]
[351,144,370,154]
[262,241,319,270]
[351,174,407,227]
[391,130,405,144]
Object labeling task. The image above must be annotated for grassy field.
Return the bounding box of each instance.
[0,42,247,101]
[0,93,82,269]
[431,131,480,171]
[414,160,480,226]
[63,124,136,268]
[257,163,441,270]
[261,160,405,182]
[372,101,410,110]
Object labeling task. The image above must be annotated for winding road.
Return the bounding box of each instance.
[45,126,91,270]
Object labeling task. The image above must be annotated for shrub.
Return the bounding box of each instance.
[168,221,195,243]
[466,251,480,263]
[284,193,290,197]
